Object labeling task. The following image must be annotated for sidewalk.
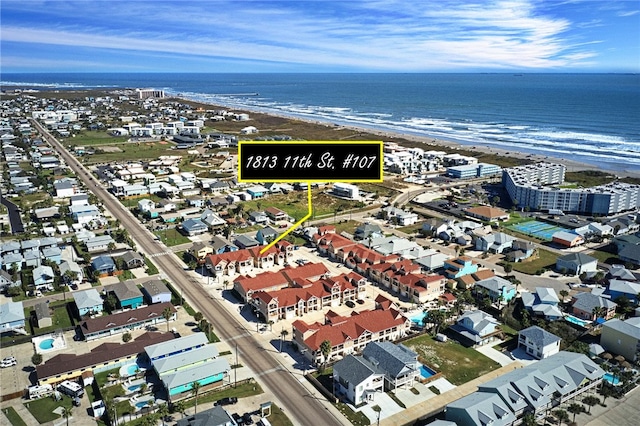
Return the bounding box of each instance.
[380,361,524,426]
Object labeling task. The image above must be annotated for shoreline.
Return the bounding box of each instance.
[171,93,640,179]
[5,85,639,179]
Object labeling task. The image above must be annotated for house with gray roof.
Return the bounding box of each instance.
[446,391,516,426]
[181,218,208,236]
[475,232,515,254]
[234,234,260,249]
[120,251,144,269]
[34,302,52,328]
[362,342,420,391]
[355,223,384,241]
[571,292,617,322]
[556,252,598,275]
[601,317,640,362]
[472,276,516,304]
[608,279,640,304]
[0,269,21,291]
[332,354,384,405]
[446,351,604,426]
[0,301,25,333]
[211,235,237,254]
[73,288,104,317]
[175,405,235,426]
[450,310,500,346]
[108,281,144,309]
[141,279,172,305]
[517,326,561,359]
[521,287,563,321]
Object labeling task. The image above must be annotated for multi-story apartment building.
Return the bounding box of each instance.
[503,163,640,215]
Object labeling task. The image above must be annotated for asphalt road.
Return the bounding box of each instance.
[0,195,25,234]
[31,119,344,426]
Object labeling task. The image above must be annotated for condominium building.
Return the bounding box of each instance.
[503,163,640,215]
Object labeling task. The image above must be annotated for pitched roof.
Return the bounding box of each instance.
[72,288,103,310]
[333,354,382,386]
[572,292,617,312]
[362,342,418,379]
[519,325,561,347]
[108,281,143,301]
[81,302,176,335]
[37,332,174,381]
[558,252,597,265]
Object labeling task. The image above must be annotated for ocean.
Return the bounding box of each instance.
[3,73,639,172]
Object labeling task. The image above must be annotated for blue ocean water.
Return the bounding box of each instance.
[3,73,639,172]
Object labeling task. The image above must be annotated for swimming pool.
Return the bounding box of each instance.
[564,314,591,328]
[410,312,428,326]
[128,384,141,392]
[39,339,55,350]
[604,373,620,385]
[420,365,437,379]
[135,400,151,409]
[509,220,573,241]
[119,363,143,378]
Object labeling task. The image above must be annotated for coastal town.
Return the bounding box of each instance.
[1,87,640,426]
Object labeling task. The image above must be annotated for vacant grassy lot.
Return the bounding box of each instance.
[154,228,192,246]
[404,334,500,385]
[510,248,558,274]
[80,141,176,164]
[24,394,74,423]
[587,248,621,265]
[68,131,130,146]
[239,190,363,221]
[2,407,27,426]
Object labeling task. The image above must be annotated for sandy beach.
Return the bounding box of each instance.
[172,93,638,178]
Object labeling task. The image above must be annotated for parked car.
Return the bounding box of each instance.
[215,397,238,406]
[243,413,254,425]
[345,300,356,308]
[232,413,244,425]
[2,356,16,363]
[1,359,17,368]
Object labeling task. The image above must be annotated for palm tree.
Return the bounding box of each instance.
[582,395,600,414]
[190,380,201,414]
[268,320,274,332]
[172,400,186,419]
[157,403,169,426]
[62,406,73,426]
[521,412,537,426]
[280,329,289,352]
[320,339,332,370]
[162,307,173,332]
[553,409,569,426]
[194,311,203,323]
[567,402,583,422]
[559,289,569,303]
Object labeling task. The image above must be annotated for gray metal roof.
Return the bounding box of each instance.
[518,326,561,347]
[175,405,234,426]
[572,292,617,312]
[153,345,220,376]
[362,342,419,379]
[162,358,230,390]
[73,289,103,310]
[145,333,208,360]
[333,354,382,386]
[603,318,640,340]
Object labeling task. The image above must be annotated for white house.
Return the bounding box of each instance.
[332,354,384,405]
[517,326,561,359]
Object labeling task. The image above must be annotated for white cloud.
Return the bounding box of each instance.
[0,0,603,71]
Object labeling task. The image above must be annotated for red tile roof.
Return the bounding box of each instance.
[295,308,408,351]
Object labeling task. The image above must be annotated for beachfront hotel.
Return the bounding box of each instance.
[503,163,640,215]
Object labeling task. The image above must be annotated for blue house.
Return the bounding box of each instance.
[109,281,144,309]
[73,289,104,317]
[42,246,62,265]
[444,257,479,279]
[256,226,279,245]
[246,185,268,199]
[608,279,640,305]
[0,301,26,333]
[33,265,55,288]
[211,236,238,254]
[473,276,517,304]
[91,255,117,276]
[181,218,208,236]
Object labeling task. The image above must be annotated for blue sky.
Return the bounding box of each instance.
[1,0,639,73]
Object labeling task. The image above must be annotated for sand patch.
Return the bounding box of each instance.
[100,146,123,153]
[159,141,168,145]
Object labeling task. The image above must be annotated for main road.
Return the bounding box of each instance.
[31,119,344,426]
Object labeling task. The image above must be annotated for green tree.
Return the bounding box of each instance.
[559,289,569,303]
[122,332,132,343]
[600,384,614,406]
[582,395,600,414]
[553,409,569,426]
[31,353,43,365]
[157,403,169,426]
[426,309,447,335]
[567,402,583,423]
[503,263,513,274]
[172,400,186,419]
[190,380,201,414]
[280,329,289,352]
[62,406,73,426]
[521,412,537,426]
[162,307,173,332]
[194,311,204,323]
[320,339,332,369]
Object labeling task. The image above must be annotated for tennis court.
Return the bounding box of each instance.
[509,220,572,241]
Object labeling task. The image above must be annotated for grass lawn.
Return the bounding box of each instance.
[329,220,363,235]
[510,248,558,275]
[24,394,74,423]
[239,190,364,221]
[586,248,621,265]
[397,220,427,235]
[404,334,500,385]
[68,132,130,146]
[81,142,176,164]
[155,228,192,246]
[3,406,27,426]
[144,257,159,275]
[31,305,74,334]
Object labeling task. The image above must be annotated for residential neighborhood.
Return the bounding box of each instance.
[1,87,640,426]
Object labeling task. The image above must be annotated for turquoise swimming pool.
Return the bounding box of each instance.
[420,365,437,379]
[564,314,591,328]
[604,373,620,385]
